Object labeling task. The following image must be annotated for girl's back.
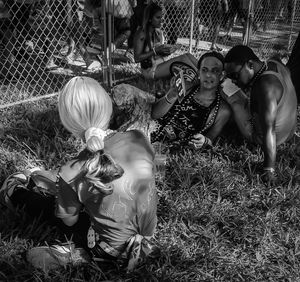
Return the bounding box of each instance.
[57,130,157,251]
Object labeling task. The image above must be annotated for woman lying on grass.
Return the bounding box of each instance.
[133,2,198,80]
[150,51,231,152]
[0,77,158,271]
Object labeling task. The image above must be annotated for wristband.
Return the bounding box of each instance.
[165,94,173,104]
[204,137,212,147]
[153,47,157,56]
[263,167,275,174]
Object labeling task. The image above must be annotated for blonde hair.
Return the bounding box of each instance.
[59,76,123,194]
[59,77,112,141]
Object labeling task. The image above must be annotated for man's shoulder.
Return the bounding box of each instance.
[262,73,284,93]
[252,74,283,103]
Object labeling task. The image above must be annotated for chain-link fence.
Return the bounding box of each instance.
[0,0,108,108]
[0,0,299,108]
[111,0,300,83]
[155,0,299,58]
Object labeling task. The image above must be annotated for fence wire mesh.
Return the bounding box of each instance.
[0,0,106,107]
[0,0,299,107]
[112,0,300,83]
[156,0,300,58]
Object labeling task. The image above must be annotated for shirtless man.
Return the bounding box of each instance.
[224,45,297,184]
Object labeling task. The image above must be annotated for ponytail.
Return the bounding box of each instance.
[82,150,124,195]
[82,127,124,195]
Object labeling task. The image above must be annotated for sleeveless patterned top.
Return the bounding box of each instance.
[151,84,221,150]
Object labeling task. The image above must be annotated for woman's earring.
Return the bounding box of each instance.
[220,71,225,83]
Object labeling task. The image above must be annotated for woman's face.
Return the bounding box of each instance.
[198,57,224,90]
[150,10,162,28]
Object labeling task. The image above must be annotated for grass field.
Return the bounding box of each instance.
[0,79,299,281]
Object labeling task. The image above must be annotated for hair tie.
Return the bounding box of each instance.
[85,127,107,149]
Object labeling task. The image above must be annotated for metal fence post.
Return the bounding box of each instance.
[189,0,196,53]
[66,0,72,26]
[243,0,254,46]
[102,2,108,87]
[107,0,114,89]
[288,0,298,51]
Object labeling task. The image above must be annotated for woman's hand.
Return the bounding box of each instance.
[165,77,179,102]
[152,77,179,119]
[154,44,172,56]
[189,134,212,150]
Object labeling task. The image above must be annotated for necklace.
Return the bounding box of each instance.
[154,85,221,142]
[193,89,216,106]
[248,61,267,89]
[198,87,220,134]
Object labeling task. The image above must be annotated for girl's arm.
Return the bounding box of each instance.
[55,171,83,227]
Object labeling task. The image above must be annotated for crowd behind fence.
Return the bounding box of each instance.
[0,0,299,108]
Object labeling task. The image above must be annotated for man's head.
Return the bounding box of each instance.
[197,51,224,90]
[224,45,260,88]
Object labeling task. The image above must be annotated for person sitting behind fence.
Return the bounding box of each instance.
[0,77,158,271]
[224,45,297,184]
[133,2,198,80]
[82,0,135,51]
[150,51,231,151]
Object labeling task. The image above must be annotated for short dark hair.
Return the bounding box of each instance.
[197,51,225,70]
[224,45,259,65]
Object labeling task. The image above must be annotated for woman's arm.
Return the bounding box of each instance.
[133,29,156,63]
[151,87,178,119]
[133,29,172,63]
[151,79,195,119]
